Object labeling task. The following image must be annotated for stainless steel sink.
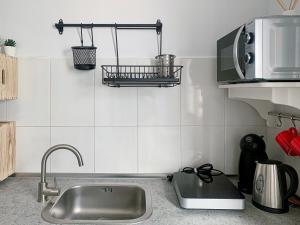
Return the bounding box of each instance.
[41,184,152,224]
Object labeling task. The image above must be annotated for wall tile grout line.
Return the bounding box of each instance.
[226,125,267,128]
[136,87,139,173]
[93,67,96,173]
[14,124,242,128]
[13,125,198,128]
[131,124,181,127]
[15,125,97,128]
[49,58,52,173]
[179,77,183,169]
[223,90,227,173]
[180,124,225,127]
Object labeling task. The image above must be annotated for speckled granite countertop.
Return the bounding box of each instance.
[0,176,299,225]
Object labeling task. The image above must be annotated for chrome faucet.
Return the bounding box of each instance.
[38,144,84,202]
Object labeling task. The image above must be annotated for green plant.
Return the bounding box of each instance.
[4,39,16,47]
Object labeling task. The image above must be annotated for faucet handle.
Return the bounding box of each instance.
[53,177,61,194]
[53,177,58,188]
[47,176,60,196]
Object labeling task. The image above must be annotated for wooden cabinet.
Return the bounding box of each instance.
[0,54,17,180]
[0,54,17,100]
[0,122,16,181]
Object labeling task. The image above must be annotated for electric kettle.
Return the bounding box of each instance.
[252,160,299,213]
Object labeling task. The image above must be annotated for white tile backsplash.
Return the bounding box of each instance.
[16,127,50,172]
[179,58,218,88]
[181,58,225,126]
[138,86,180,126]
[95,70,138,126]
[138,127,181,173]
[181,86,226,126]
[95,127,138,173]
[51,59,94,126]
[181,126,225,171]
[50,127,94,173]
[9,57,267,174]
[7,58,50,126]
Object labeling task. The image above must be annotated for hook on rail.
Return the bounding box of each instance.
[276,113,283,127]
[290,115,296,128]
[268,111,300,128]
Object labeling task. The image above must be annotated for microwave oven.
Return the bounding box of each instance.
[217,16,300,84]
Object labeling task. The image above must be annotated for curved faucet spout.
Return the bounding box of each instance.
[41,144,83,183]
[38,144,84,202]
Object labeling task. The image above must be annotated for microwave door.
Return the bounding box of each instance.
[233,25,246,80]
[217,26,246,83]
[262,17,300,80]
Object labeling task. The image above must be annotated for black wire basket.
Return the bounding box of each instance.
[72,25,97,70]
[102,65,182,87]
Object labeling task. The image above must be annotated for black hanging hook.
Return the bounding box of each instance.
[80,23,83,47]
[290,115,296,128]
[114,23,120,77]
[91,23,94,47]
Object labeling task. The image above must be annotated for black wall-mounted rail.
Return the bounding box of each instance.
[55,19,162,35]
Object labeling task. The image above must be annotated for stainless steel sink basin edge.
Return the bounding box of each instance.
[41,183,153,224]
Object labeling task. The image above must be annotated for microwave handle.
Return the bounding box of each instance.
[233,25,245,79]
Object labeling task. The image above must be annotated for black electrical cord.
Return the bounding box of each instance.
[182,163,223,183]
[167,163,223,183]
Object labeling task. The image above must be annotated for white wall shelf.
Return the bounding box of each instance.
[219,82,300,122]
[219,82,300,88]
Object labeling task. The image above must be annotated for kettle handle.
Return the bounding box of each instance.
[280,164,299,200]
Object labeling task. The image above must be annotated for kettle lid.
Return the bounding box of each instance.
[258,159,282,165]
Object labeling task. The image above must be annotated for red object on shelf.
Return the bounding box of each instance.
[290,136,300,156]
[275,127,298,156]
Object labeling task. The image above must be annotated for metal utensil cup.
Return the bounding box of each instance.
[155,54,176,77]
[72,24,97,70]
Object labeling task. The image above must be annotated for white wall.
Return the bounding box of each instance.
[0,0,268,174]
[0,0,268,58]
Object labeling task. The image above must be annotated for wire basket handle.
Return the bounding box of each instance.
[80,23,83,47]
[91,24,94,47]
[157,28,162,55]
[114,24,120,77]
[79,23,95,47]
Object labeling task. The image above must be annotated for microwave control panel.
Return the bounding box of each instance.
[244,21,256,79]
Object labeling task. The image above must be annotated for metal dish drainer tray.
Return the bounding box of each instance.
[102,65,182,87]
[101,21,182,87]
